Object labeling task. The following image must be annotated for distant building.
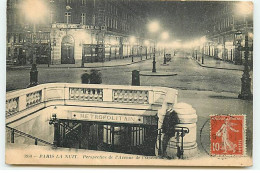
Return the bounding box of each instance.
[204,1,253,66]
[7,0,152,65]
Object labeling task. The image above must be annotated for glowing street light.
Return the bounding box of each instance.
[77,31,89,67]
[236,1,253,100]
[144,40,150,59]
[200,36,207,64]
[200,36,207,44]
[129,36,136,45]
[144,40,150,46]
[21,0,48,23]
[22,0,48,87]
[148,21,160,33]
[160,31,169,64]
[129,36,136,62]
[148,21,160,72]
[161,32,169,40]
[236,1,253,16]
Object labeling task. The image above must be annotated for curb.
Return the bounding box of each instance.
[191,57,243,71]
[140,71,177,77]
[7,57,152,70]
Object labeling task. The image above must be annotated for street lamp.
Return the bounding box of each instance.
[200,36,207,64]
[22,0,48,87]
[77,31,88,68]
[192,40,199,60]
[144,40,150,59]
[148,21,160,72]
[129,36,136,62]
[236,1,253,100]
[51,38,56,65]
[161,31,169,64]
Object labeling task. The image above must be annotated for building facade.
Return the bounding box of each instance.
[7,0,153,65]
[203,1,253,66]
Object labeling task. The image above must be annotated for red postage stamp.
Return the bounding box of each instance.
[210,115,246,156]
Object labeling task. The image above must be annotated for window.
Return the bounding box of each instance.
[81,0,87,6]
[65,12,71,24]
[113,19,116,28]
[50,11,54,24]
[81,13,86,25]
[8,48,11,57]
[105,16,107,26]
[14,34,17,43]
[107,18,109,27]
[92,15,95,25]
[18,34,23,43]
[13,14,17,25]
[7,34,11,43]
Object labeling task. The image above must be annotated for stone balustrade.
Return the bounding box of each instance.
[26,90,42,108]
[113,89,149,104]
[70,88,103,101]
[6,97,19,117]
[6,83,199,159]
[6,83,178,125]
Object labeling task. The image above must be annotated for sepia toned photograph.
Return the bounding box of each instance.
[5,0,253,166]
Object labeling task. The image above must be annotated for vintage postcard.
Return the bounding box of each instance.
[5,0,253,166]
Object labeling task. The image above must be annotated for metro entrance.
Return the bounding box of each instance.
[53,119,158,156]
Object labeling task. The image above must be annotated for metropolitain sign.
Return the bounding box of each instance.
[70,112,144,124]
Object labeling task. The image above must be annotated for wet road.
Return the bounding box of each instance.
[6,52,243,94]
[6,52,252,156]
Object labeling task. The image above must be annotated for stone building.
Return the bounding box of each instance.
[204,1,253,66]
[7,0,152,65]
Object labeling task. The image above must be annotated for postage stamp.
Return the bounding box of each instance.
[210,115,246,156]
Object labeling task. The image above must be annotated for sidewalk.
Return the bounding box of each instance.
[191,55,244,71]
[7,55,152,69]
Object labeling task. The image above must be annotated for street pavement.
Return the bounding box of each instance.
[6,52,253,157]
[6,54,152,69]
[192,54,244,71]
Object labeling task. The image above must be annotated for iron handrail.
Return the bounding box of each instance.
[6,126,53,146]
[155,127,190,159]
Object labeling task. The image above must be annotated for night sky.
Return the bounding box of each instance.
[131,0,231,41]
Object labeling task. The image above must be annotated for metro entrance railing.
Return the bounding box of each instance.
[6,83,177,125]
[6,83,198,159]
[6,125,53,146]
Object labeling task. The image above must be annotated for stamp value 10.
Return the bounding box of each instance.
[210,115,246,156]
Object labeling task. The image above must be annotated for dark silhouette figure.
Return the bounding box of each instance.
[160,109,180,157]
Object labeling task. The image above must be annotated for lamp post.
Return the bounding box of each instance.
[140,46,142,60]
[144,40,150,60]
[22,0,48,88]
[161,31,169,65]
[51,38,56,65]
[81,44,85,68]
[200,36,207,65]
[148,21,160,73]
[236,1,253,100]
[28,23,38,87]
[152,41,156,72]
[202,45,204,64]
[77,31,88,68]
[132,45,134,62]
[129,36,136,63]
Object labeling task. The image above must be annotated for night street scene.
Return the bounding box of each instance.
[5,0,253,166]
